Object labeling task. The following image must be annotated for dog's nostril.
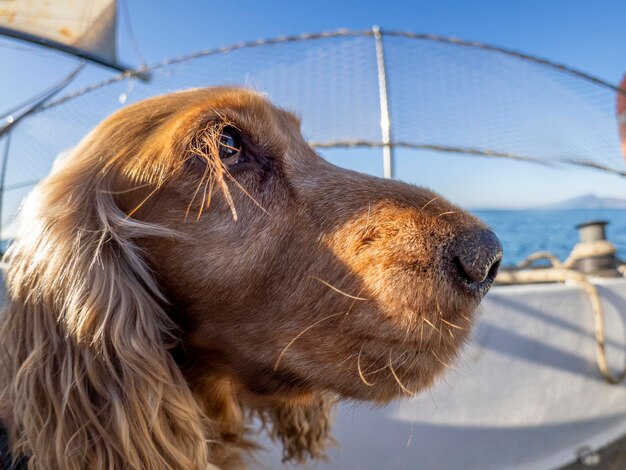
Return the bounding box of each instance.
[451,229,503,291]
[454,255,501,284]
[487,258,501,281]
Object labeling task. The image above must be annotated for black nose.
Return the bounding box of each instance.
[450,229,502,295]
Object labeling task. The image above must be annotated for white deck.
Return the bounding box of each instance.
[253,279,626,469]
[2,271,625,468]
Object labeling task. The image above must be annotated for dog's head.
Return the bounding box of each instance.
[1,87,501,468]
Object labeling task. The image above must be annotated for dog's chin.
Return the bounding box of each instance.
[331,309,479,402]
[235,298,479,404]
[333,347,461,403]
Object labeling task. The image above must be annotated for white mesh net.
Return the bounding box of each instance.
[0,29,624,241]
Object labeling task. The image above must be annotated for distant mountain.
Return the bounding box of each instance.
[536,194,626,210]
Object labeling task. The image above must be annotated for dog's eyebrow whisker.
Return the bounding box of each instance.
[311,276,369,301]
[126,184,161,219]
[186,164,211,222]
[197,161,221,221]
[197,128,239,222]
[419,196,439,213]
[216,169,238,221]
[223,168,271,216]
[190,125,269,222]
[435,211,459,219]
[204,173,216,211]
[357,344,375,387]
[388,352,415,396]
[220,142,239,152]
[204,160,221,207]
[196,176,211,221]
[98,182,154,195]
[273,311,345,371]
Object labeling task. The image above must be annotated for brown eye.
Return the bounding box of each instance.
[218,127,242,161]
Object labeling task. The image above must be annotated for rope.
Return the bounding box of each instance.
[496,241,626,384]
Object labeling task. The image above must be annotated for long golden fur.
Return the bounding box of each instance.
[0,87,498,469]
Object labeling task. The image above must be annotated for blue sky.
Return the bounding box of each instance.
[1,0,626,209]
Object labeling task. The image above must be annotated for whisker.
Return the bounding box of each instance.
[419,196,439,212]
[126,185,161,219]
[109,156,189,219]
[196,167,213,221]
[223,168,271,216]
[440,317,466,331]
[431,350,452,369]
[186,164,210,222]
[357,344,375,386]
[364,363,393,376]
[203,171,217,211]
[403,315,414,343]
[422,317,442,335]
[435,298,443,316]
[393,350,412,369]
[98,182,154,194]
[433,302,453,338]
[194,129,239,221]
[426,389,439,409]
[216,169,238,221]
[432,350,462,375]
[361,351,410,378]
[436,211,459,219]
[340,288,365,329]
[388,352,415,396]
[273,312,344,371]
[312,276,368,301]
[346,290,363,316]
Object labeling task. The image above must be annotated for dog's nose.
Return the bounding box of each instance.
[449,229,502,294]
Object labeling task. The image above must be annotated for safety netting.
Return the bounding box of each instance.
[1,28,624,240]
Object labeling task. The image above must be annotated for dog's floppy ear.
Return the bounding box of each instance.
[0,128,215,469]
[255,392,337,464]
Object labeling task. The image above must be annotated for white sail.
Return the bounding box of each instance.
[0,0,117,62]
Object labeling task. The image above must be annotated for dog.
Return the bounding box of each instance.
[0,87,502,469]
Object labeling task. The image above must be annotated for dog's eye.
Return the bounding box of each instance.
[218,128,242,162]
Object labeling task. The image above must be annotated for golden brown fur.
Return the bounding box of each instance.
[0,87,492,469]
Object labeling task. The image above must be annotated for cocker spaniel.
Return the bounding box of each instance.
[0,87,501,469]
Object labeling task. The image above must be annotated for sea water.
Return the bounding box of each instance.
[474,209,626,267]
[0,209,624,266]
